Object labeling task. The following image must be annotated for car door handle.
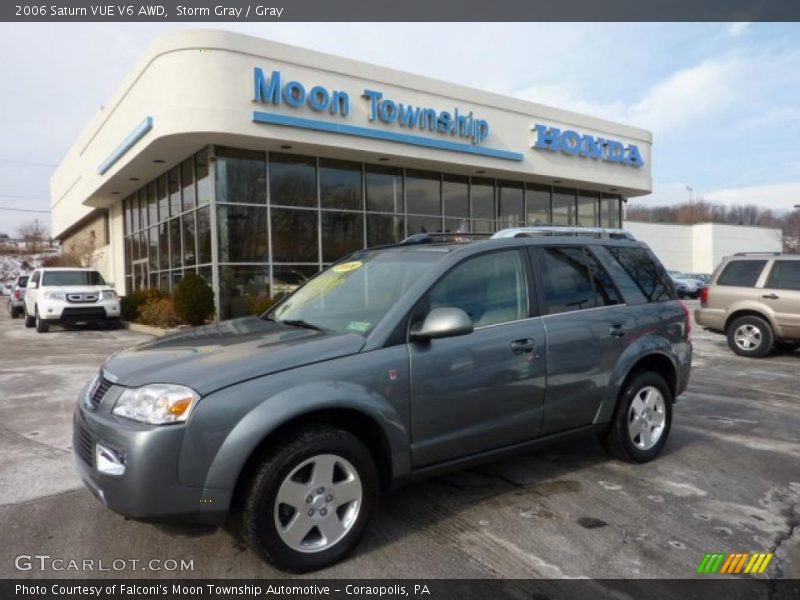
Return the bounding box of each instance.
[609,324,628,338]
[762,293,779,300]
[510,339,535,354]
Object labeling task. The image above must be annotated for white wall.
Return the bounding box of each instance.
[626,221,782,273]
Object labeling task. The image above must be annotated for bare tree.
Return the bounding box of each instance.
[16,219,49,253]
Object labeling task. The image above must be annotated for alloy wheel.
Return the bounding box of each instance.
[627,386,666,451]
[734,324,762,351]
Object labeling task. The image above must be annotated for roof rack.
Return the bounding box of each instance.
[733,252,782,256]
[491,226,636,241]
[399,232,494,245]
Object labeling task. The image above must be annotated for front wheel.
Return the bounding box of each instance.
[24,309,35,328]
[241,425,379,572]
[603,371,673,463]
[35,307,49,333]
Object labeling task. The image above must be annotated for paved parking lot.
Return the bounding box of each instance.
[0,303,797,579]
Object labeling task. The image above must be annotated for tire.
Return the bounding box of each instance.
[24,309,35,328]
[10,308,18,319]
[727,315,773,358]
[603,371,673,463]
[241,424,379,572]
[774,340,799,354]
[35,307,49,333]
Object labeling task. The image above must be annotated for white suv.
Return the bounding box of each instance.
[23,268,121,333]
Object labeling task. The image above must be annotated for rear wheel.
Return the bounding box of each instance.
[35,307,49,333]
[603,371,673,463]
[727,315,773,358]
[241,424,379,572]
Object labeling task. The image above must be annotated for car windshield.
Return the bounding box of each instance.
[18,276,28,287]
[269,250,446,335]
[42,271,106,286]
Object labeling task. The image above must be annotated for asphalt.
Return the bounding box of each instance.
[0,301,797,580]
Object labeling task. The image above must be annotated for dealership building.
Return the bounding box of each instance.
[52,29,653,320]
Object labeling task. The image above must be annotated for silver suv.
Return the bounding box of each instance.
[74,228,692,572]
[695,253,800,357]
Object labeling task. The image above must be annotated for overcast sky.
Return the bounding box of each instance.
[1,22,799,235]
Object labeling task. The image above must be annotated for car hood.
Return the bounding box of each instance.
[103,316,366,395]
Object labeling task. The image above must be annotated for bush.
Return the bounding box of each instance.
[245,293,275,316]
[40,253,82,267]
[121,288,169,322]
[137,297,181,329]
[173,273,215,326]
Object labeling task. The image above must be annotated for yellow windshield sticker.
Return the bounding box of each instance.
[347,321,371,332]
[332,261,363,273]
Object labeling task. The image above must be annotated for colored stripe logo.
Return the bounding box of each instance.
[696,552,773,574]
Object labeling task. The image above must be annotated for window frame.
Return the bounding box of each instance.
[765,259,800,291]
[716,259,768,288]
[528,244,602,315]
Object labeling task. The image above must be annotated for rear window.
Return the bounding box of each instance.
[41,271,106,286]
[765,260,800,291]
[18,276,28,287]
[716,260,766,287]
[605,246,674,303]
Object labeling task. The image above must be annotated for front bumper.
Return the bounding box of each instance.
[41,299,120,323]
[73,396,227,525]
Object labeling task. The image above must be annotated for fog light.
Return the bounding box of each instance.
[95,443,125,476]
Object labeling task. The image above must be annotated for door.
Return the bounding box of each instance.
[409,249,547,468]
[531,246,634,435]
[761,260,800,339]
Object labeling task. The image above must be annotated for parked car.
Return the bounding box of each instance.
[74,228,692,572]
[7,274,29,318]
[686,273,711,284]
[23,267,121,333]
[695,253,800,357]
[667,271,704,299]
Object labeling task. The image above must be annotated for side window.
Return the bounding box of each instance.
[766,261,800,290]
[585,248,623,306]
[536,247,596,314]
[717,260,767,287]
[606,246,674,302]
[428,250,528,327]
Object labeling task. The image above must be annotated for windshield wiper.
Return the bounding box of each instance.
[280,319,325,331]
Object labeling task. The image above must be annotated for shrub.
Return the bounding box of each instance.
[40,253,82,267]
[137,297,181,329]
[245,293,275,316]
[121,288,169,322]
[173,273,215,326]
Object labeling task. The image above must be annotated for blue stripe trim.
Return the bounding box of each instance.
[252,111,524,162]
[97,116,154,175]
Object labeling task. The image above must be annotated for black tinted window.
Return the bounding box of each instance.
[42,271,106,286]
[717,260,766,287]
[429,250,528,327]
[585,249,623,306]
[18,276,28,287]
[766,261,800,290]
[537,247,596,314]
[607,246,673,302]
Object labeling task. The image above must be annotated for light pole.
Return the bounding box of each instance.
[686,186,694,224]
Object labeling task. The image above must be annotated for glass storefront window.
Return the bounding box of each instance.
[600,194,621,227]
[525,184,551,225]
[124,197,132,234]
[442,174,468,218]
[138,189,148,230]
[147,183,158,226]
[157,175,168,221]
[405,169,441,216]
[366,214,403,247]
[497,181,524,228]
[169,217,182,269]
[320,159,362,211]
[218,204,269,263]
[365,165,403,213]
[181,158,196,210]
[471,177,494,222]
[168,167,181,216]
[172,270,183,290]
[273,265,318,299]
[196,206,212,264]
[216,146,266,204]
[271,208,319,263]
[578,192,599,227]
[407,215,442,235]
[552,187,576,225]
[158,221,169,270]
[218,265,271,320]
[472,219,493,234]
[321,211,364,262]
[183,210,197,266]
[269,153,316,207]
[444,218,470,233]
[124,237,132,276]
[195,148,211,206]
[147,226,158,271]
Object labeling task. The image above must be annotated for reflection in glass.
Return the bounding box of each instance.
[498,181,523,227]
[320,159,362,210]
[138,190,148,229]
[578,192,599,227]
[273,265,318,299]
[157,175,169,220]
[366,214,403,247]
[148,226,158,271]
[218,204,269,263]
[147,183,158,226]
[183,210,197,266]
[271,208,319,263]
[269,153,316,207]
[525,184,551,225]
[471,177,494,221]
[407,215,442,235]
[321,211,364,262]
[181,158,196,210]
[158,221,169,270]
[443,175,468,218]
[169,218,182,269]
[552,188,576,225]
[405,169,440,216]
[168,167,181,216]
[600,194,621,227]
[195,148,211,206]
[215,147,266,204]
[218,265,270,320]
[196,206,212,264]
[365,165,402,213]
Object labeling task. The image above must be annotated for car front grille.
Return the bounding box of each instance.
[67,293,99,303]
[87,373,112,409]
[74,418,94,467]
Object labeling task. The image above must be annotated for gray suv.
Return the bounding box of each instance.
[73,229,692,572]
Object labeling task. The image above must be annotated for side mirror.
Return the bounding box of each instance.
[28,282,37,289]
[106,281,115,288]
[411,307,474,341]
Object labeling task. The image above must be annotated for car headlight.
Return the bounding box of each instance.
[101,290,118,300]
[112,384,199,425]
[43,291,66,301]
